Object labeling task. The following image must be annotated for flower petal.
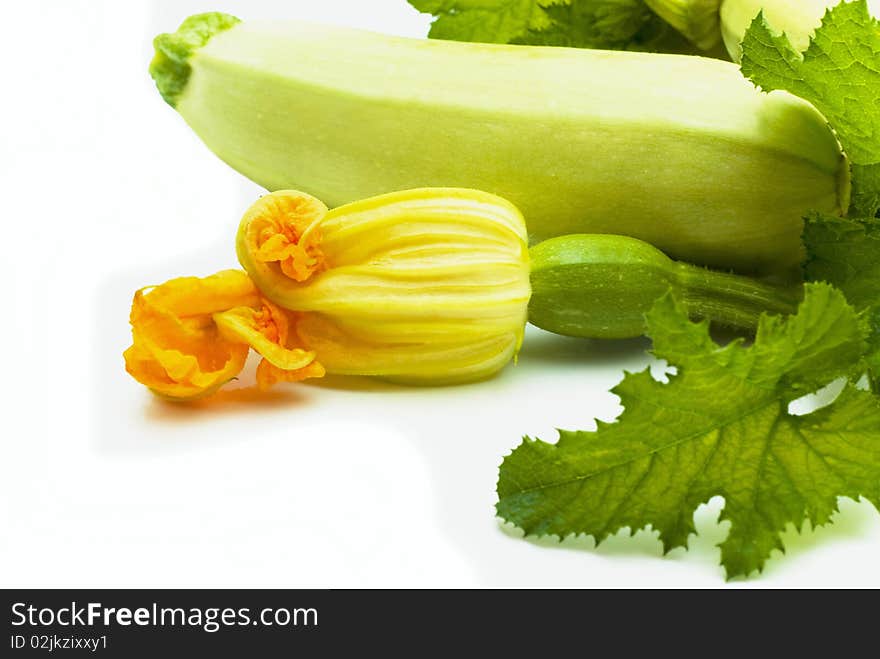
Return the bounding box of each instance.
[237,189,531,384]
[123,271,258,400]
[240,190,327,284]
[293,313,520,385]
[255,359,326,391]
[213,302,319,372]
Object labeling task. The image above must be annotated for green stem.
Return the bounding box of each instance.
[674,263,801,331]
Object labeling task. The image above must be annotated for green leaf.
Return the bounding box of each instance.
[518,0,695,51]
[740,1,880,217]
[805,213,880,317]
[407,0,560,44]
[804,212,880,389]
[643,0,723,51]
[497,284,879,579]
[408,0,698,52]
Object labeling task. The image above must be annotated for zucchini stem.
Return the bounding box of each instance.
[674,263,801,331]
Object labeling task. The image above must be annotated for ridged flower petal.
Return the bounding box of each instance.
[123,270,324,399]
[236,188,531,384]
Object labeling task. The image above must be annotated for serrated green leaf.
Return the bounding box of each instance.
[408,0,561,43]
[408,0,699,52]
[497,284,879,579]
[521,0,695,51]
[740,1,880,217]
[805,213,880,313]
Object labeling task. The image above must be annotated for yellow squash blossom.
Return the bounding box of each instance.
[123,269,324,400]
[236,188,532,385]
[124,188,531,399]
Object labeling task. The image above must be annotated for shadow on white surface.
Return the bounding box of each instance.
[517,330,650,367]
[305,374,426,394]
[756,497,880,581]
[144,381,309,422]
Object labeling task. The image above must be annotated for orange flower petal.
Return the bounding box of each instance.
[256,359,326,391]
[123,271,259,400]
[213,299,324,388]
[241,191,327,283]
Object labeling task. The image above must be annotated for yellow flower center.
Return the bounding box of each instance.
[249,192,327,282]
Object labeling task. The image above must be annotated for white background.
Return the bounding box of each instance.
[1,0,878,588]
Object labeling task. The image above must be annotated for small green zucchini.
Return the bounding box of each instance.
[528,234,800,338]
[150,13,848,275]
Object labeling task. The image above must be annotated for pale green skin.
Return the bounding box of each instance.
[721,0,880,62]
[529,234,800,339]
[160,15,848,275]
